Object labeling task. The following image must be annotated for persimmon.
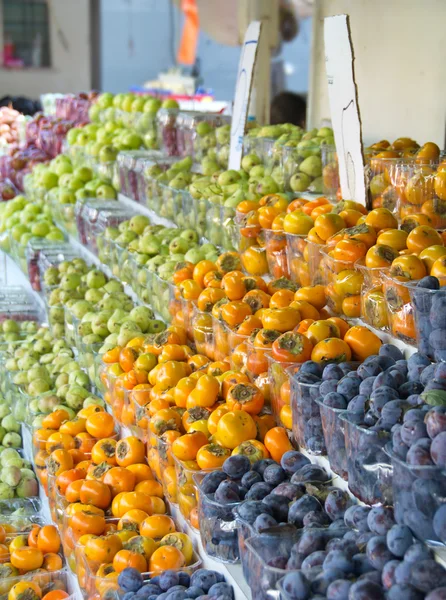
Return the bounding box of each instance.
[103,467,136,497]
[264,427,294,462]
[79,480,112,509]
[91,438,117,465]
[86,412,115,438]
[115,436,145,467]
[149,545,185,573]
[36,525,60,554]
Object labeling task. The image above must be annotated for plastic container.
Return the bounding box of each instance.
[191,306,214,360]
[322,144,340,200]
[267,356,294,428]
[244,528,302,600]
[25,238,68,292]
[186,112,231,163]
[409,280,446,360]
[193,471,242,562]
[156,434,178,504]
[232,506,255,584]
[315,398,347,479]
[174,456,202,528]
[156,107,180,156]
[116,150,151,199]
[212,316,231,362]
[80,548,202,600]
[396,160,443,227]
[367,156,413,213]
[283,143,323,195]
[386,444,446,547]
[285,234,312,287]
[320,249,363,319]
[264,229,289,279]
[357,259,390,331]
[289,370,326,455]
[339,411,393,505]
[383,273,417,344]
[75,197,121,249]
[0,563,70,598]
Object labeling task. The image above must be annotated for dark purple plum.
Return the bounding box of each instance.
[262,463,287,485]
[190,571,219,593]
[324,489,352,522]
[406,438,434,466]
[200,471,227,494]
[426,407,446,439]
[326,579,351,600]
[273,482,305,501]
[380,344,404,361]
[288,495,322,528]
[322,364,344,381]
[251,458,276,476]
[400,419,428,445]
[261,493,290,521]
[386,525,413,557]
[245,481,275,500]
[337,376,361,400]
[352,553,376,575]
[344,505,371,532]
[253,513,277,532]
[214,480,241,504]
[280,450,311,475]
[347,579,384,599]
[347,395,368,413]
[404,543,432,563]
[410,560,446,593]
[433,505,446,542]
[323,392,348,409]
[323,551,354,575]
[279,571,311,600]
[320,379,339,396]
[297,529,327,555]
[118,568,144,592]
[426,589,446,600]
[240,470,262,489]
[382,559,401,589]
[303,510,331,528]
[301,551,328,573]
[359,376,376,397]
[366,535,394,570]
[237,500,273,523]
[222,455,251,479]
[311,569,345,595]
[367,506,395,535]
[290,464,330,483]
[431,431,446,466]
[388,584,424,600]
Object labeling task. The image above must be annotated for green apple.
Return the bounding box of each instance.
[97,184,117,199]
[161,99,179,110]
[73,166,93,183]
[99,145,118,163]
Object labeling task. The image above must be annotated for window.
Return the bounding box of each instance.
[2,0,51,67]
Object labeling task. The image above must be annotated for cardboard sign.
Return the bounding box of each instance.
[324,15,367,206]
[228,20,262,170]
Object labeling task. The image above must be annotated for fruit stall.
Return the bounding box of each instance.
[0,75,446,600]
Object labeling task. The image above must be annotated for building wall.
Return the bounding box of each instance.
[99,0,311,99]
[0,0,92,97]
[309,0,446,146]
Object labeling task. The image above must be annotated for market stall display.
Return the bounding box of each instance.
[0,86,445,600]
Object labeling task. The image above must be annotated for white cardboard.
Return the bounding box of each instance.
[228,20,262,170]
[324,14,367,206]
